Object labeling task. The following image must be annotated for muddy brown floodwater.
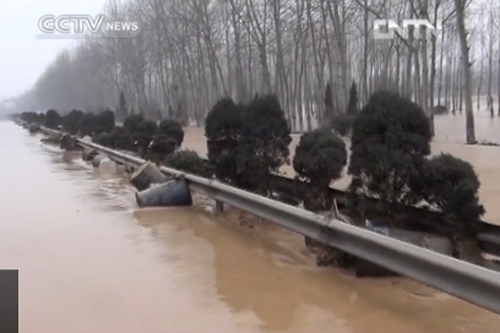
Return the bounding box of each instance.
[1,121,500,333]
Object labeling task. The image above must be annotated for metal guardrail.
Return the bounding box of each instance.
[36,125,500,233]
[34,125,500,314]
[265,172,500,257]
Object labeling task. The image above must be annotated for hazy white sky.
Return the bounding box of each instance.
[0,0,107,101]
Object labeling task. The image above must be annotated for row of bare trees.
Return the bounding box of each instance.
[9,0,500,140]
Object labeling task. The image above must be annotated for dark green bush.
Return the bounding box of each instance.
[410,153,485,238]
[77,112,96,137]
[238,94,291,190]
[348,90,432,206]
[293,129,347,211]
[134,120,158,153]
[157,119,184,147]
[330,114,355,136]
[294,129,347,186]
[163,150,212,178]
[20,112,44,124]
[123,114,146,133]
[37,113,45,125]
[92,132,112,147]
[205,95,291,191]
[205,98,245,185]
[147,135,178,157]
[100,126,135,151]
[93,109,115,134]
[138,120,158,135]
[45,109,62,129]
[62,109,85,134]
[123,114,157,153]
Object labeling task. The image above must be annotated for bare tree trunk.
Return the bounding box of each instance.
[230,5,245,102]
[243,0,272,94]
[395,47,401,91]
[437,28,445,105]
[303,59,312,131]
[306,0,324,122]
[422,33,433,135]
[498,7,500,116]
[272,0,291,125]
[318,0,334,105]
[459,63,463,112]
[224,7,233,98]
[477,52,483,111]
[296,40,305,131]
[326,0,349,111]
[487,11,495,117]
[362,0,369,104]
[405,48,413,98]
[293,0,306,131]
[452,55,457,112]
[414,46,422,106]
[446,67,451,109]
[429,0,441,110]
[247,33,254,97]
[454,0,476,143]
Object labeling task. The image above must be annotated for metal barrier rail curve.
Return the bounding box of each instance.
[39,125,500,314]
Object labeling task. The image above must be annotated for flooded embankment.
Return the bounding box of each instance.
[2,121,500,332]
[182,112,500,225]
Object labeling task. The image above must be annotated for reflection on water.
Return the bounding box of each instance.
[433,111,500,144]
[133,208,500,333]
[1,122,500,333]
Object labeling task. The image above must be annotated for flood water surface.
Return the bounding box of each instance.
[1,121,500,333]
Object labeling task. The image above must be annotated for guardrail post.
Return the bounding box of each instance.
[215,200,224,212]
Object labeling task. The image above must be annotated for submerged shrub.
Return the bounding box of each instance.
[62,109,85,134]
[293,128,347,210]
[410,153,485,238]
[330,114,355,137]
[157,119,184,147]
[93,109,115,134]
[205,98,245,185]
[45,109,62,129]
[163,150,212,178]
[348,90,432,206]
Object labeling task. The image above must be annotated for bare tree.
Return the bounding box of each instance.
[483,8,495,116]
[9,0,495,144]
[498,6,500,115]
[454,0,475,143]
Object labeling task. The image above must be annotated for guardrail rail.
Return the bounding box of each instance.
[34,124,500,314]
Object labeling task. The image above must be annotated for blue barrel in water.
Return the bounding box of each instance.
[135,178,192,207]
